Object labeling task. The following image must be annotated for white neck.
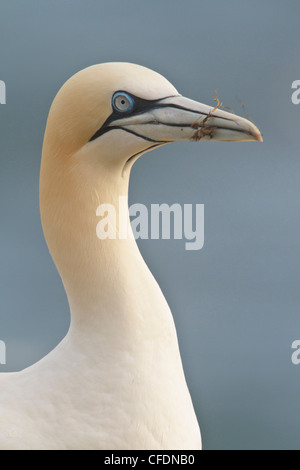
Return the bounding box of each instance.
[40,140,175,347]
[39,137,201,449]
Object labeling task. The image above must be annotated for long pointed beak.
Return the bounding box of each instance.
[108,95,263,144]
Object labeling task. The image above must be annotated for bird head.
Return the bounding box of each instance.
[40,62,262,303]
[43,62,262,177]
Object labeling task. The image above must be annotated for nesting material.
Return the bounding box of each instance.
[191,89,235,141]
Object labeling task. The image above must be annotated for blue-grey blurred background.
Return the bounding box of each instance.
[0,0,300,450]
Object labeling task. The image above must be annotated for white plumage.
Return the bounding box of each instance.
[0,63,262,450]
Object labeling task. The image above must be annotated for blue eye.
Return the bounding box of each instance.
[112,92,134,113]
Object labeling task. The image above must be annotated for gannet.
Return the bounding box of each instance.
[0,63,262,450]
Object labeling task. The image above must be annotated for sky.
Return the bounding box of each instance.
[0,0,300,450]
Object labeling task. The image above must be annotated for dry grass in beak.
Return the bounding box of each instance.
[191,89,236,141]
[236,96,254,124]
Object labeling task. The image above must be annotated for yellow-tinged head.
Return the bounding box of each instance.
[40,62,262,300]
[42,62,262,170]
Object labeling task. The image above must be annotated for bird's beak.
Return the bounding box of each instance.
[107,95,263,144]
